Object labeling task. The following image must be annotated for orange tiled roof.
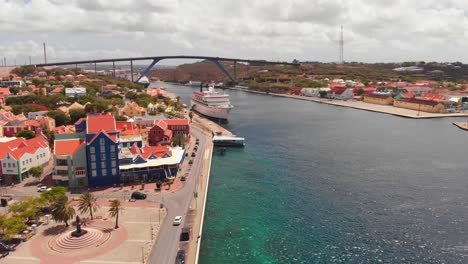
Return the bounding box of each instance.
[54,139,85,155]
[86,114,116,134]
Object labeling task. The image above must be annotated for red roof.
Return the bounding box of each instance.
[396,98,441,106]
[54,139,85,155]
[419,93,445,101]
[50,87,63,93]
[87,130,117,144]
[116,121,139,135]
[0,88,11,95]
[400,93,415,99]
[163,119,189,126]
[86,114,116,134]
[22,120,41,127]
[1,136,49,160]
[330,87,347,95]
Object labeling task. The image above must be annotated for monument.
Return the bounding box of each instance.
[71,215,88,237]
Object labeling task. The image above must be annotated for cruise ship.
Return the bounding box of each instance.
[191,86,233,120]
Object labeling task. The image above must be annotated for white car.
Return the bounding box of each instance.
[37,186,48,192]
[173,216,182,226]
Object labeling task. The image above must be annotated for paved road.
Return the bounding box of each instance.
[147,127,208,264]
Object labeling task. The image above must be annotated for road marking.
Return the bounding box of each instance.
[126,239,152,242]
[79,260,142,264]
[5,256,40,261]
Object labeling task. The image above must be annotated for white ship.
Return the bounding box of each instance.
[191,86,233,120]
[138,75,150,88]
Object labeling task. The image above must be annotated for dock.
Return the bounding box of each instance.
[212,135,245,147]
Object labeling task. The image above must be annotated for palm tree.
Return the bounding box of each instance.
[78,192,99,220]
[165,179,174,190]
[51,196,75,227]
[108,199,122,229]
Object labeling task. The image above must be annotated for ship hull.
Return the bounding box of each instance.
[191,99,231,120]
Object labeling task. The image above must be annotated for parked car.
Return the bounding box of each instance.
[175,249,185,264]
[191,152,196,157]
[180,176,186,182]
[188,160,193,165]
[131,191,147,200]
[173,216,182,226]
[0,252,9,259]
[37,186,50,192]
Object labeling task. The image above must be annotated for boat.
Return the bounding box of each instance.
[191,86,233,120]
[213,135,245,147]
[214,82,225,88]
[137,76,150,88]
[186,81,202,87]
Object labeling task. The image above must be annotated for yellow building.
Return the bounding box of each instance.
[121,102,147,117]
[363,94,394,105]
[393,98,445,113]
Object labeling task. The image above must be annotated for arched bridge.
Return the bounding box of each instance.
[33,55,300,82]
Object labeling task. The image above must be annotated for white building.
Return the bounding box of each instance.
[0,136,50,184]
[65,87,87,97]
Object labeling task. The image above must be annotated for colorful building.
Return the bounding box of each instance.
[53,136,88,189]
[119,145,185,183]
[85,114,120,187]
[0,136,51,184]
[363,94,394,105]
[393,98,445,113]
[121,102,147,117]
[148,119,190,146]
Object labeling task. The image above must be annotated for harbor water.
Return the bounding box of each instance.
[159,82,468,264]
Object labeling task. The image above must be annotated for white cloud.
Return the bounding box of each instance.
[0,0,467,64]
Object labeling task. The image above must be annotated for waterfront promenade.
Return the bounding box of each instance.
[229,87,468,119]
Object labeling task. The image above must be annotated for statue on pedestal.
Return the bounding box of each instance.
[71,215,88,237]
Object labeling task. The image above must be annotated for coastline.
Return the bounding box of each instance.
[228,87,468,119]
[453,122,468,131]
[186,116,223,264]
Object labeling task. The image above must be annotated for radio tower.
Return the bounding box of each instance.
[339,25,344,64]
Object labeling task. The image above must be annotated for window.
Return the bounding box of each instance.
[91,155,96,162]
[102,168,107,176]
[101,161,106,168]
[100,138,105,147]
[36,155,39,159]
[90,147,95,154]
[100,153,106,160]
[12,163,15,168]
[110,145,115,152]
[92,170,97,177]
[29,158,32,163]
[57,170,68,175]
[91,163,96,169]
[75,169,85,176]
[111,160,116,167]
[57,159,68,166]
[112,168,116,175]
[8,163,11,168]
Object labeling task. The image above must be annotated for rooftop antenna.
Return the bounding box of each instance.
[339,25,344,64]
[43,42,47,64]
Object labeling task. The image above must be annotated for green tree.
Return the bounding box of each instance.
[47,110,71,126]
[63,81,74,88]
[172,134,186,147]
[51,195,75,227]
[69,109,87,124]
[165,178,174,190]
[319,91,327,98]
[41,186,68,206]
[0,216,27,241]
[29,166,43,179]
[9,197,45,224]
[15,130,36,139]
[357,88,365,96]
[78,192,99,220]
[11,65,36,77]
[108,199,122,229]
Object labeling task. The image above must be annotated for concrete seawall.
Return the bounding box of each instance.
[228,87,468,119]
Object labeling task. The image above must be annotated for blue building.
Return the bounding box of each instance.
[85,114,120,187]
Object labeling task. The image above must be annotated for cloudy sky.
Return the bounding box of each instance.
[0,0,467,65]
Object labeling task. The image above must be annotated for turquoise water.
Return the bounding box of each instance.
[159,83,468,264]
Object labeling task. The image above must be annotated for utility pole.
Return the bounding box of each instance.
[339,25,344,64]
[43,42,47,64]
[29,56,32,65]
